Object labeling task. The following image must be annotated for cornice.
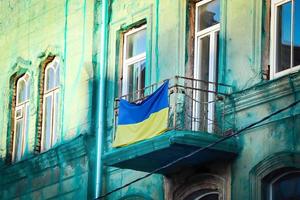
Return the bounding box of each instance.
[225,71,300,114]
[0,134,88,186]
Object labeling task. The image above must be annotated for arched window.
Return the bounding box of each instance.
[183,189,219,200]
[12,74,30,162]
[264,170,300,200]
[173,173,225,200]
[41,57,60,152]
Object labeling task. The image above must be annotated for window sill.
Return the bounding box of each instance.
[272,65,300,80]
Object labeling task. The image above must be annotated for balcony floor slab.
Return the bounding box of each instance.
[103,130,240,175]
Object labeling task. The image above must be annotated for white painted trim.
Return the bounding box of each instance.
[195,24,220,38]
[122,24,147,97]
[270,0,300,79]
[41,58,60,152]
[193,0,220,132]
[124,52,146,66]
[123,24,147,38]
[195,0,220,34]
[196,191,219,200]
[207,31,218,133]
[12,74,30,162]
[196,0,215,8]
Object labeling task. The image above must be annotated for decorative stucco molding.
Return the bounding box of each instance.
[225,71,300,114]
[249,151,300,200]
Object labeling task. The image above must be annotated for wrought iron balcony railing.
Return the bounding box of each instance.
[113,76,233,139]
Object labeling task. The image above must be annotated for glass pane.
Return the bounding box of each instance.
[272,172,300,200]
[127,60,146,101]
[16,107,22,118]
[46,67,55,91]
[55,63,60,87]
[17,79,26,104]
[294,0,300,67]
[126,27,146,59]
[43,95,53,151]
[276,2,292,72]
[26,78,30,101]
[197,0,220,31]
[198,36,210,131]
[53,92,60,145]
[25,104,29,143]
[14,119,23,162]
[199,194,219,200]
[183,190,219,200]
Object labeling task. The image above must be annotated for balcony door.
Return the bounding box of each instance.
[193,0,220,133]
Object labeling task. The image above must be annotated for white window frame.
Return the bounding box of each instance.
[193,0,220,133]
[12,74,30,162]
[122,24,147,99]
[270,0,300,79]
[41,57,60,152]
[196,191,219,200]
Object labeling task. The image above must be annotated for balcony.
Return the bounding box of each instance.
[103,76,240,175]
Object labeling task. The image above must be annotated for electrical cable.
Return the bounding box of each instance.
[96,99,300,199]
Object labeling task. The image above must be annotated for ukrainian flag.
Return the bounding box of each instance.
[113,81,169,147]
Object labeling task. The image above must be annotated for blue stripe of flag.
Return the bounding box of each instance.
[118,80,169,125]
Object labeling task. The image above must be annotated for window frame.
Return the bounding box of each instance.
[40,57,60,152]
[267,170,300,199]
[122,24,147,100]
[270,0,300,79]
[12,74,30,162]
[193,0,220,133]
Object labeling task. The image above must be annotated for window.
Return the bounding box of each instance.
[41,57,60,152]
[193,0,220,133]
[12,74,30,162]
[270,0,300,78]
[122,24,147,101]
[183,190,219,200]
[263,170,300,199]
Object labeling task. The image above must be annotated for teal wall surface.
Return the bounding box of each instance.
[103,0,300,199]
[0,0,95,199]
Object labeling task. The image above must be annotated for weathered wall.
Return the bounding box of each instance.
[223,0,264,91]
[103,0,188,199]
[104,0,300,199]
[0,0,95,199]
[228,73,300,200]
[0,135,89,200]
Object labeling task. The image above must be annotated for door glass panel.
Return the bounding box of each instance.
[197,0,220,31]
[294,0,300,67]
[14,119,23,161]
[276,2,292,72]
[198,36,210,131]
[271,172,300,200]
[127,59,146,101]
[126,28,146,59]
[43,95,52,150]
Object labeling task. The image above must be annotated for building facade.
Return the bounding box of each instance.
[101,0,300,200]
[0,0,300,200]
[0,0,97,199]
